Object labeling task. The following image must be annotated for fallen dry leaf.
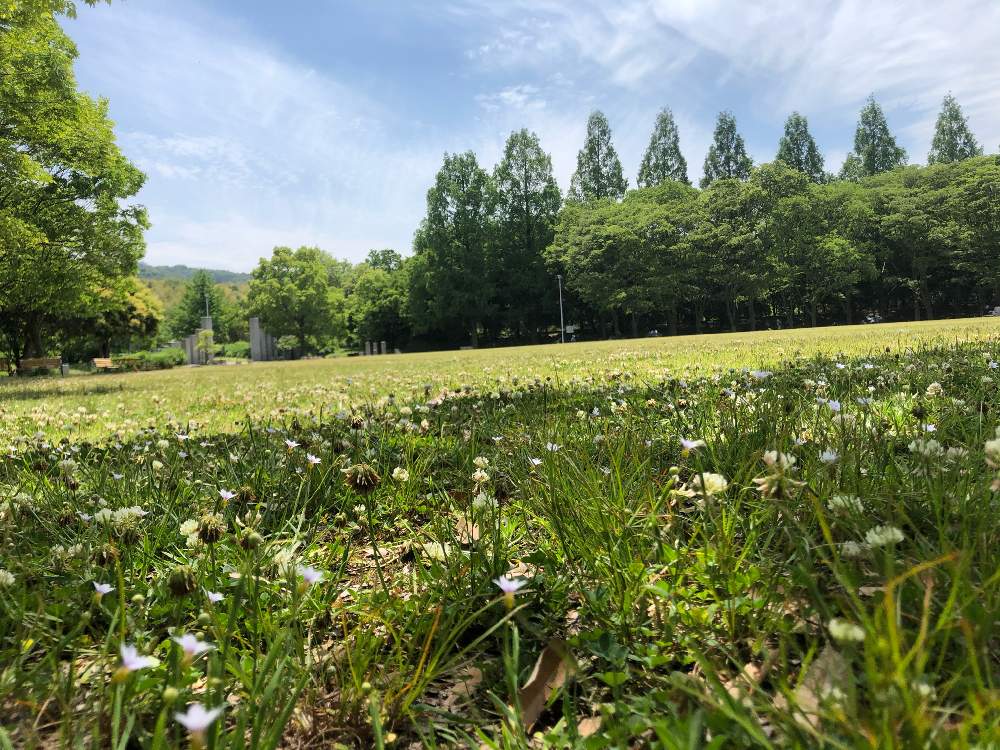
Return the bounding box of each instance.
[786,645,851,730]
[518,640,572,730]
[442,665,484,710]
[453,517,480,544]
[577,715,602,737]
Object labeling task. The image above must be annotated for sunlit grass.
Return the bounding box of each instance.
[2,318,1000,747]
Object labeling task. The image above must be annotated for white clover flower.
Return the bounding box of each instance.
[179,519,199,537]
[762,450,796,470]
[985,437,1000,467]
[93,508,114,524]
[865,525,904,547]
[0,569,15,587]
[151,460,164,472]
[690,472,728,497]
[473,456,489,469]
[925,382,943,397]
[828,494,864,514]
[840,541,868,558]
[828,618,866,643]
[156,439,170,451]
[392,467,409,482]
[819,449,840,465]
[909,438,944,458]
[472,468,489,484]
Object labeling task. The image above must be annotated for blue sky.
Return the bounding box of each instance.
[64,0,1000,272]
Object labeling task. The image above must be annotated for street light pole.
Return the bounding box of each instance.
[557,274,565,344]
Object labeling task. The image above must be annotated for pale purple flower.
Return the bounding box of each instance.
[494,575,527,609]
[923,424,937,433]
[493,576,527,595]
[680,438,706,452]
[174,703,224,732]
[112,473,124,481]
[306,454,321,466]
[820,449,840,465]
[529,457,543,466]
[93,581,114,596]
[219,489,235,501]
[284,439,299,450]
[297,565,323,586]
[544,442,562,452]
[206,590,224,603]
[119,644,157,673]
[173,633,213,659]
[827,400,842,413]
[750,370,771,380]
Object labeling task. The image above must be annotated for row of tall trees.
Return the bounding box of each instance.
[397,92,994,346]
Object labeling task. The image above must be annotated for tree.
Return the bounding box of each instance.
[0,1,148,363]
[701,111,753,188]
[568,111,628,202]
[637,108,689,186]
[928,94,981,164]
[165,270,241,343]
[364,248,403,273]
[247,246,346,354]
[491,129,562,340]
[346,263,410,349]
[776,112,825,182]
[409,152,494,346]
[840,95,906,179]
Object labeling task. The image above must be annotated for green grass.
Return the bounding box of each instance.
[2,318,1000,747]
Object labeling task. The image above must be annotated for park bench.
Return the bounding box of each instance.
[92,357,118,372]
[17,356,62,374]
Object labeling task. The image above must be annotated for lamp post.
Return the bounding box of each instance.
[557,274,565,344]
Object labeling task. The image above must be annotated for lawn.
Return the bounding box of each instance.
[3,318,1000,748]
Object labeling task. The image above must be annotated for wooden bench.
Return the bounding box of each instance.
[92,357,118,372]
[17,357,62,374]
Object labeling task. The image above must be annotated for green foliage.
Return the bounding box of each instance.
[247,247,347,355]
[491,129,562,340]
[637,108,689,187]
[776,112,825,182]
[568,111,628,202]
[112,346,185,371]
[0,1,148,363]
[928,93,981,164]
[840,95,906,179]
[409,152,494,346]
[165,270,243,344]
[701,111,753,188]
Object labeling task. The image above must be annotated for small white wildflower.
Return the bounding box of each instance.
[0,569,14,587]
[392,467,409,482]
[828,494,864,514]
[473,456,489,469]
[865,525,904,547]
[819,449,840,465]
[828,618,866,643]
[690,472,728,496]
[472,468,489,484]
[925,382,943,397]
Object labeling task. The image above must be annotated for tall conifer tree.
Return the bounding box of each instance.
[568,110,628,202]
[776,112,825,182]
[701,111,753,188]
[637,108,689,187]
[839,95,906,179]
[928,93,981,164]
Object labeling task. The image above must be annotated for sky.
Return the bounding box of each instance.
[64,0,1000,272]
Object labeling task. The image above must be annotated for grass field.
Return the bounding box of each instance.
[3,318,1000,748]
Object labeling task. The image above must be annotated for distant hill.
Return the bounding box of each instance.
[139,262,251,284]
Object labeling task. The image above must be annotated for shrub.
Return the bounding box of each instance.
[217,341,250,359]
[114,347,185,371]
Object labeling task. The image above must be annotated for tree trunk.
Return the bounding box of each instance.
[470,321,479,348]
[809,299,818,327]
[748,300,757,331]
[669,304,678,336]
[611,310,621,337]
[694,302,704,334]
[630,313,638,339]
[843,296,853,325]
[725,299,736,332]
[25,316,44,358]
